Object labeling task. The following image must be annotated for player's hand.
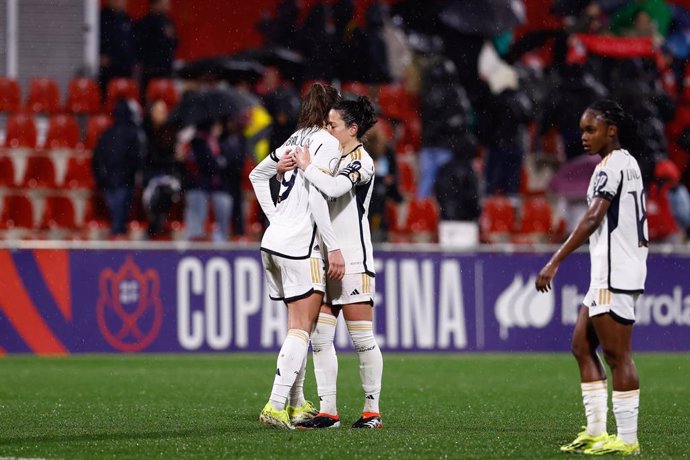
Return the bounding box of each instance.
[535,262,558,293]
[294,146,311,170]
[327,249,345,281]
[276,150,296,176]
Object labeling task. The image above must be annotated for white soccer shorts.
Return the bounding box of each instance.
[326,272,375,306]
[584,287,639,324]
[261,252,325,302]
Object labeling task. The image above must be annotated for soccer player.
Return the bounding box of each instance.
[286,96,384,429]
[249,83,345,429]
[535,100,648,455]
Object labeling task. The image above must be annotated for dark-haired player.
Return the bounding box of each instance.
[536,100,648,455]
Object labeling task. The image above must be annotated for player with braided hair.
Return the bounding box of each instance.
[536,99,648,455]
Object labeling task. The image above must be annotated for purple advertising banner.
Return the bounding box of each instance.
[0,244,688,354]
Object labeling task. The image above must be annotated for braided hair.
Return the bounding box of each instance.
[332,96,377,140]
[587,99,641,154]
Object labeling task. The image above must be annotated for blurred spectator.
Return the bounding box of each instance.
[332,0,366,82]
[299,3,336,81]
[183,119,233,242]
[135,0,179,96]
[92,99,143,238]
[257,0,301,50]
[417,57,473,198]
[611,0,672,37]
[364,122,402,240]
[99,0,136,97]
[220,117,247,237]
[261,76,301,152]
[141,99,181,238]
[362,2,392,84]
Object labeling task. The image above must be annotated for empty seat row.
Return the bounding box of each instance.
[0,153,94,189]
[479,195,562,244]
[2,113,111,149]
[0,77,179,114]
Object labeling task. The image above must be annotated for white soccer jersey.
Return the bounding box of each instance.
[303,144,376,275]
[586,149,648,293]
[249,127,341,259]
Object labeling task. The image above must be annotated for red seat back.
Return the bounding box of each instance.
[518,197,552,234]
[23,155,57,188]
[0,195,34,228]
[480,196,515,241]
[84,114,112,149]
[4,113,37,148]
[26,78,61,113]
[45,114,80,149]
[146,78,179,107]
[0,156,16,187]
[64,156,95,189]
[66,78,101,114]
[41,196,77,229]
[106,78,139,112]
[0,77,21,112]
[406,198,439,234]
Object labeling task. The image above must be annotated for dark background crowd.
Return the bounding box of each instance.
[3,0,690,245]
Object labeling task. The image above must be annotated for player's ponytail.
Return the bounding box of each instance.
[298,82,341,129]
[587,99,642,155]
[333,96,377,140]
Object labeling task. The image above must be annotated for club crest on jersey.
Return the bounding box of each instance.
[593,171,608,194]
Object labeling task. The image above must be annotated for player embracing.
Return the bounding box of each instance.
[536,99,648,455]
[283,96,384,429]
[249,82,345,429]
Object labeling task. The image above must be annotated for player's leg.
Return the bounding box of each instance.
[297,303,342,429]
[261,292,323,429]
[560,303,608,453]
[585,304,640,456]
[343,298,383,429]
[260,255,324,429]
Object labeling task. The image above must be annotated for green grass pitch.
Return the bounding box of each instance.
[0,353,688,459]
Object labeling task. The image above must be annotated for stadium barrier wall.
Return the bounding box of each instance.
[0,241,688,354]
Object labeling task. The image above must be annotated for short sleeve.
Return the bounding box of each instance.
[592,165,623,201]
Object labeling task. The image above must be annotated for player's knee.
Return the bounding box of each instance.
[570,336,590,360]
[346,321,377,353]
[601,347,629,369]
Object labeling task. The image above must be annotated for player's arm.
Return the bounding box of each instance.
[306,141,345,280]
[248,150,281,220]
[294,146,374,198]
[536,197,610,292]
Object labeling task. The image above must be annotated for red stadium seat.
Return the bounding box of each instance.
[45,114,80,149]
[105,78,139,112]
[0,156,16,187]
[398,115,422,152]
[514,197,554,243]
[479,195,516,243]
[341,81,369,97]
[405,198,439,241]
[0,77,21,112]
[398,161,416,195]
[377,84,417,121]
[84,114,112,149]
[146,78,179,107]
[4,113,37,148]
[64,156,95,189]
[26,78,61,113]
[22,155,57,188]
[0,195,35,229]
[40,195,77,230]
[66,78,101,114]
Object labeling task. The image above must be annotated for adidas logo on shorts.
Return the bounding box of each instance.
[350,289,360,296]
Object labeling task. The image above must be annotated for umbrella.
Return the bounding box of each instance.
[232,46,305,80]
[175,57,264,84]
[168,88,257,127]
[439,0,526,37]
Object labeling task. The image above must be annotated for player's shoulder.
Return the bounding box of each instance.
[312,129,339,147]
[351,145,374,167]
[600,149,633,172]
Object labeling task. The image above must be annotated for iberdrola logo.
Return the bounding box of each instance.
[97,255,163,352]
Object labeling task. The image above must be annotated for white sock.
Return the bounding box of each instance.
[581,380,608,436]
[311,312,338,415]
[269,329,309,411]
[347,320,383,414]
[288,354,307,408]
[613,389,639,445]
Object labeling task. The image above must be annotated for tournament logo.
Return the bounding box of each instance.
[97,255,163,352]
[495,274,554,339]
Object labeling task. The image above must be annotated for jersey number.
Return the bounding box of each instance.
[277,171,297,203]
[628,190,648,248]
